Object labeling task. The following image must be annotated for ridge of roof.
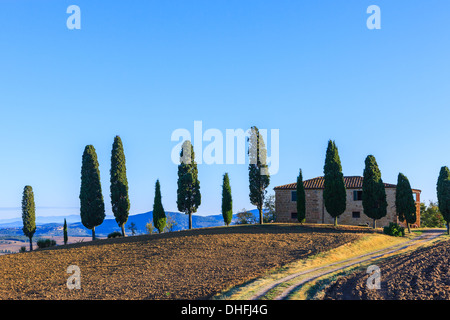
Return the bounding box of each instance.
[274,176,421,192]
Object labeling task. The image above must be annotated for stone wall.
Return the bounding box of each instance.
[275,188,421,227]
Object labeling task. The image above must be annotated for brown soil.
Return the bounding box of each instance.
[0,224,366,300]
[324,238,450,300]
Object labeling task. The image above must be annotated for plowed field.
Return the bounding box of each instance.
[325,237,450,300]
[0,224,365,300]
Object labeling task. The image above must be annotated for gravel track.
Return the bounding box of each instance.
[324,231,449,300]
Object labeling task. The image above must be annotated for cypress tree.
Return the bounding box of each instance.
[297,169,306,223]
[80,145,105,240]
[21,185,36,251]
[323,140,347,226]
[177,140,201,230]
[395,173,417,233]
[248,126,270,225]
[437,166,450,234]
[110,135,130,237]
[362,155,387,229]
[153,179,166,233]
[221,173,233,226]
[63,218,68,245]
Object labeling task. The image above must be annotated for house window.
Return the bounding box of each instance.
[353,190,363,201]
[291,191,297,202]
[352,211,360,218]
[291,212,298,219]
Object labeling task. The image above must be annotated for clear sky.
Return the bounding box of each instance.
[0,0,449,219]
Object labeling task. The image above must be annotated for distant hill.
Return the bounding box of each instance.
[0,215,81,228]
[0,209,263,238]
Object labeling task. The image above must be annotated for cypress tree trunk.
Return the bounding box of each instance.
[334,217,338,227]
[29,237,33,251]
[373,219,376,229]
[407,223,411,233]
[92,227,96,241]
[188,212,192,230]
[121,224,126,237]
[447,222,449,235]
[259,205,263,225]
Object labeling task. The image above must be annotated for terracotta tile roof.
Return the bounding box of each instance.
[274,176,421,192]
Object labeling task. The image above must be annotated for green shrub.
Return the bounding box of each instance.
[36,238,57,249]
[19,246,26,253]
[383,222,405,237]
[107,231,122,239]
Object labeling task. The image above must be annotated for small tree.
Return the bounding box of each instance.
[323,140,347,226]
[296,169,306,224]
[362,155,387,229]
[164,215,178,232]
[395,173,417,233]
[153,179,166,233]
[110,135,130,237]
[236,209,255,225]
[22,186,36,251]
[248,126,270,224]
[127,222,137,235]
[420,201,445,228]
[221,173,233,226]
[145,221,155,234]
[80,145,106,240]
[437,166,450,234]
[63,218,68,245]
[177,140,201,230]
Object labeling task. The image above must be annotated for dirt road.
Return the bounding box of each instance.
[325,231,450,300]
[245,230,444,300]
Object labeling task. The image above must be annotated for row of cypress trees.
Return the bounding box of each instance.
[80,136,168,240]
[20,125,272,247]
[295,140,421,232]
[178,126,271,229]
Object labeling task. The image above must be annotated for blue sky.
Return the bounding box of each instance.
[0,0,449,219]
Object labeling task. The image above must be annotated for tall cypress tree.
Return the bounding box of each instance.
[437,166,450,235]
[362,155,387,229]
[221,173,233,226]
[296,169,306,223]
[395,173,417,233]
[22,185,36,251]
[153,179,166,233]
[110,135,130,237]
[80,145,105,240]
[323,140,347,226]
[177,140,201,230]
[248,126,270,225]
[63,218,68,245]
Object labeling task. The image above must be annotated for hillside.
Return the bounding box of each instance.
[0,224,368,300]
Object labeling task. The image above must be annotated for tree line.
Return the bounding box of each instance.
[295,140,450,234]
[20,126,273,249]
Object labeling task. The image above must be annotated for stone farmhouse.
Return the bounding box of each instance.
[274,176,421,227]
